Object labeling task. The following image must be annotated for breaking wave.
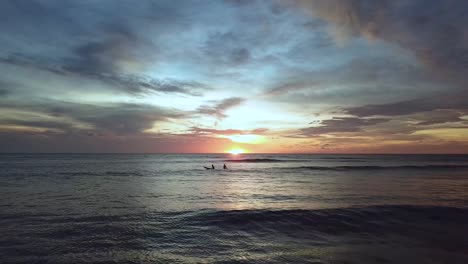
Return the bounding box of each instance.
[225,158,287,162]
[2,206,468,263]
[284,164,468,171]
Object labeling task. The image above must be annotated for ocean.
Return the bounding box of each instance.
[1,154,468,263]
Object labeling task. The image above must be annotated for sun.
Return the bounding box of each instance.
[227,148,245,155]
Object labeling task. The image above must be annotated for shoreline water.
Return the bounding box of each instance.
[1,154,468,263]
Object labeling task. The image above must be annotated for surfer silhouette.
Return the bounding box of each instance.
[223,164,227,169]
[203,164,215,170]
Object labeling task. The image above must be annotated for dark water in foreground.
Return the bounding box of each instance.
[1,154,468,263]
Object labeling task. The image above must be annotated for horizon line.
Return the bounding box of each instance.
[1,152,468,155]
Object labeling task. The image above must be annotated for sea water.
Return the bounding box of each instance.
[1,154,468,263]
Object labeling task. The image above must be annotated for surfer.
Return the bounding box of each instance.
[223,164,227,169]
[203,164,215,170]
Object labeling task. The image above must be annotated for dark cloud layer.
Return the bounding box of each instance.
[295,0,468,83]
[346,93,468,117]
[0,131,232,153]
[1,100,187,135]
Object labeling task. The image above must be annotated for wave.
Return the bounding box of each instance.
[4,205,467,233]
[225,158,287,163]
[189,205,468,229]
[3,206,467,263]
[60,171,145,177]
[285,164,468,171]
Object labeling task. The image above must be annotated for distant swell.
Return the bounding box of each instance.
[288,164,468,171]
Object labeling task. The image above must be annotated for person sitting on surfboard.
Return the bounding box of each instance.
[212,164,215,169]
[223,164,227,169]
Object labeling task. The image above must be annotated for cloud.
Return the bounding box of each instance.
[262,57,451,109]
[203,32,252,66]
[196,97,246,119]
[1,0,468,153]
[414,110,467,126]
[297,117,388,136]
[297,133,468,154]
[0,1,214,97]
[190,127,268,135]
[286,0,468,127]
[0,100,188,135]
[293,0,468,85]
[346,93,468,117]
[0,130,236,153]
[230,48,251,64]
[266,58,426,95]
[223,0,254,6]
[64,27,140,75]
[0,53,210,96]
[0,80,10,96]
[91,75,210,96]
[0,119,75,133]
[265,79,312,96]
[0,54,66,75]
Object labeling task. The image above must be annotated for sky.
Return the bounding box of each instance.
[1,0,468,153]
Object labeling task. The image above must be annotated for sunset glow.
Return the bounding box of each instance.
[221,134,265,144]
[227,149,246,155]
[1,1,468,154]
